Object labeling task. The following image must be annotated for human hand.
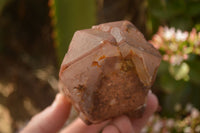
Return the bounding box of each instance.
[20,91,158,133]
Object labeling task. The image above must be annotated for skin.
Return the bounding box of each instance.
[20,91,158,133]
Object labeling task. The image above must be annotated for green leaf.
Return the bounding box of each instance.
[157,61,169,74]
[157,61,189,94]
[159,72,188,93]
[161,84,190,116]
[169,62,190,81]
[186,2,200,17]
[170,17,193,30]
[149,0,186,20]
[0,0,9,15]
[188,59,200,85]
[195,24,200,32]
[54,0,96,64]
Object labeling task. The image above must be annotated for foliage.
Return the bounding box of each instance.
[49,0,96,64]
[151,27,200,66]
[142,103,200,133]
[0,0,9,15]
[150,27,200,116]
[147,0,200,35]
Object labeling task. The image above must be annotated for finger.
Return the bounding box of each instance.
[21,93,71,133]
[103,115,134,133]
[131,92,158,133]
[60,118,110,133]
[102,125,120,133]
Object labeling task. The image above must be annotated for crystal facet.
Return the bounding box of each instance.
[59,20,161,124]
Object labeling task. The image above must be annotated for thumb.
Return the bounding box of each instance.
[21,93,71,133]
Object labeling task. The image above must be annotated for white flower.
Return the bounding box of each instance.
[163,27,175,40]
[195,125,200,132]
[189,28,197,41]
[183,54,188,60]
[163,54,169,61]
[148,115,155,123]
[191,108,199,119]
[170,55,183,66]
[175,29,188,42]
[152,120,163,133]
[141,127,148,133]
[185,103,193,112]
[169,43,178,51]
[166,119,175,128]
[184,127,191,133]
[151,34,163,49]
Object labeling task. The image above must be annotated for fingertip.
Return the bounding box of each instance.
[146,92,159,113]
[110,115,134,133]
[102,125,120,133]
[52,93,71,108]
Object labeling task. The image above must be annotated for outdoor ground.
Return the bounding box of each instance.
[0,0,58,132]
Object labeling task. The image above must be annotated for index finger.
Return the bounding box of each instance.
[21,93,71,133]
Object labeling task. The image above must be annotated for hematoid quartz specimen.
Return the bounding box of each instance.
[59,20,161,124]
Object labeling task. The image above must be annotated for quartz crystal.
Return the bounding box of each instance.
[59,20,161,124]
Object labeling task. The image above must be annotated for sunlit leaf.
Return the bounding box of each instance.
[169,62,190,81]
[53,0,96,63]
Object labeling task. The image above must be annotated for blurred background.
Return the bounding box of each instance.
[0,0,200,132]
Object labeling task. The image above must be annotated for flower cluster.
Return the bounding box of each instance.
[142,103,200,133]
[150,27,200,66]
